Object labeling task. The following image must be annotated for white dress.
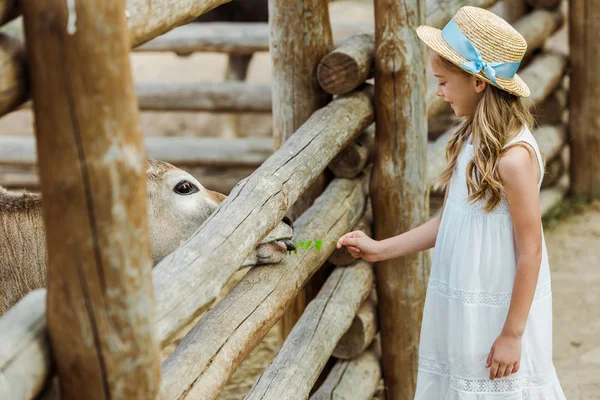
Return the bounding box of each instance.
[415,126,566,399]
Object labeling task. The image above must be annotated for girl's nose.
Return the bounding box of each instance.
[435,86,443,97]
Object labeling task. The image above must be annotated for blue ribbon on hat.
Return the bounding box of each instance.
[441,18,520,87]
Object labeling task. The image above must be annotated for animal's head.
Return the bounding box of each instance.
[145,159,294,267]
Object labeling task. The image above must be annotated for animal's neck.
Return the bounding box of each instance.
[0,187,47,315]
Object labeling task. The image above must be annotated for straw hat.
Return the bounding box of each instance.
[416,6,530,98]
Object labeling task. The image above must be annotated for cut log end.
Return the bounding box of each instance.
[318,53,362,95]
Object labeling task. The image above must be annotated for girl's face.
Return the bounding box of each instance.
[430,55,487,118]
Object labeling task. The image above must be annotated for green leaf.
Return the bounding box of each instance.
[305,240,312,249]
[315,240,323,250]
[296,241,305,249]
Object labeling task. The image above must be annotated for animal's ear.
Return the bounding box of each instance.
[207,190,226,204]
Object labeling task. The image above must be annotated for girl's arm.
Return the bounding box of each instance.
[486,145,542,380]
[499,145,543,338]
[373,187,449,261]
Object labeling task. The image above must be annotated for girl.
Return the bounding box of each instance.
[337,6,567,399]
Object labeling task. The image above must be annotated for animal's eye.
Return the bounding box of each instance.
[174,180,199,195]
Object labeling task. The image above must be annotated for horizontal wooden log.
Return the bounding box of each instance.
[160,175,369,400]
[535,124,566,161]
[135,22,373,54]
[328,124,375,178]
[0,164,256,195]
[425,0,500,28]
[0,0,233,117]
[513,9,564,61]
[245,261,374,400]
[535,87,568,125]
[542,146,567,188]
[309,350,381,400]
[428,112,461,141]
[135,82,272,112]
[20,81,273,113]
[333,295,378,360]
[153,87,374,345]
[0,289,50,400]
[317,33,375,95]
[540,173,569,215]
[0,136,273,168]
[522,52,568,107]
[526,0,561,9]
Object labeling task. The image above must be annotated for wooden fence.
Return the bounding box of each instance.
[0,0,584,399]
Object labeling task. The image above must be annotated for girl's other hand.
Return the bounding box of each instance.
[336,231,381,262]
[485,331,522,380]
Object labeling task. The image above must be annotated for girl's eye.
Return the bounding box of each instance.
[438,82,446,87]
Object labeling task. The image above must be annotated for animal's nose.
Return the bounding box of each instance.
[282,216,293,228]
[282,239,296,251]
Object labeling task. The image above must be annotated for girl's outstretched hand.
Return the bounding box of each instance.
[486,331,522,380]
[336,231,381,262]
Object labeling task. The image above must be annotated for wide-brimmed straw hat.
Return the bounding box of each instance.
[416,6,530,98]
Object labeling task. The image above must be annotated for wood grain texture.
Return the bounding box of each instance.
[244,261,374,400]
[317,33,375,95]
[0,290,50,400]
[309,350,381,400]
[372,1,428,398]
[152,88,373,345]
[160,175,368,400]
[569,0,600,198]
[0,0,232,117]
[269,0,336,341]
[21,0,161,398]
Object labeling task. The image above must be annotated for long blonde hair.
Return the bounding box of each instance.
[432,53,535,212]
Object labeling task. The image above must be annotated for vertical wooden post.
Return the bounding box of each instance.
[569,0,600,199]
[371,0,427,399]
[269,0,334,341]
[21,1,161,399]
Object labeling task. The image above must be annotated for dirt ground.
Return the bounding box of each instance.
[1,0,596,398]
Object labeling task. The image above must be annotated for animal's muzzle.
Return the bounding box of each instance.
[281,239,296,251]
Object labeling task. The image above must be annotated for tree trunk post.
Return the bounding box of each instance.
[269,0,334,341]
[21,1,161,398]
[371,0,428,398]
[569,0,600,199]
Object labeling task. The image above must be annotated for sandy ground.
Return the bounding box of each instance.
[1,0,596,398]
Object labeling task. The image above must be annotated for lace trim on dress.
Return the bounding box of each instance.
[428,277,552,306]
[419,357,550,393]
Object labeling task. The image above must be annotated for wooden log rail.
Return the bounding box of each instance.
[160,175,369,400]
[244,260,374,400]
[0,87,373,399]
[333,293,378,360]
[0,136,273,168]
[0,0,234,117]
[316,5,561,102]
[20,80,273,114]
[134,82,271,112]
[309,350,381,400]
[134,22,374,54]
[153,87,373,344]
[20,0,165,398]
[0,290,49,400]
